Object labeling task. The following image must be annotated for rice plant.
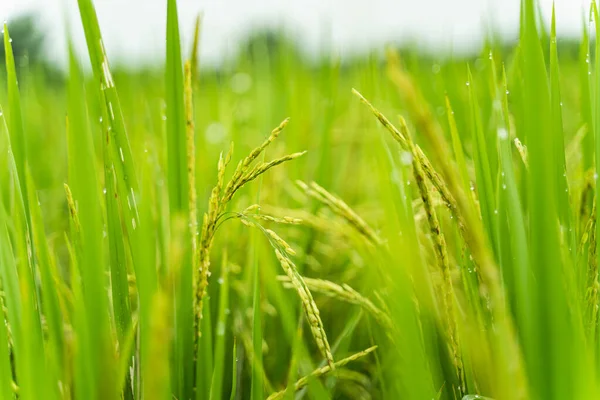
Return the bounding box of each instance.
[2,0,600,398]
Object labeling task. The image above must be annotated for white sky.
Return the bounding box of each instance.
[0,0,593,66]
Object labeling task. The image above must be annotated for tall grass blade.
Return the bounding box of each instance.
[165,2,194,397]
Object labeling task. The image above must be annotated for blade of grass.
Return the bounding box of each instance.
[467,67,497,255]
[522,0,579,397]
[26,169,64,385]
[76,0,140,238]
[497,65,532,357]
[0,292,12,400]
[446,96,475,210]
[229,339,238,400]
[165,2,194,397]
[3,24,29,219]
[67,41,132,357]
[250,231,264,400]
[65,13,117,394]
[0,90,54,400]
[190,14,202,86]
[136,152,164,398]
[209,253,230,400]
[580,13,594,172]
[197,296,214,399]
[549,5,573,241]
[165,0,188,213]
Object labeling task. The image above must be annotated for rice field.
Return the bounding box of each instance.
[1,0,600,399]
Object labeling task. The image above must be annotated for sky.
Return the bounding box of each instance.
[0,0,594,67]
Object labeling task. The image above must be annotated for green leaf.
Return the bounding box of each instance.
[229,339,238,400]
[166,0,188,212]
[250,233,264,400]
[3,24,29,217]
[26,169,64,385]
[467,67,497,254]
[209,254,231,400]
[165,3,195,398]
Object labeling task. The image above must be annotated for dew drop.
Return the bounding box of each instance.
[218,278,224,285]
[400,151,413,166]
[497,127,508,140]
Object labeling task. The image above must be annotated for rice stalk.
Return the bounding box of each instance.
[353,88,526,397]
[258,205,361,239]
[265,346,377,400]
[196,150,231,325]
[273,249,334,368]
[222,118,290,203]
[277,276,392,330]
[246,213,303,226]
[184,59,201,345]
[225,152,307,204]
[351,89,468,238]
[400,116,465,395]
[185,61,197,254]
[296,180,383,246]
[195,120,305,336]
[64,184,81,235]
[238,213,334,368]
